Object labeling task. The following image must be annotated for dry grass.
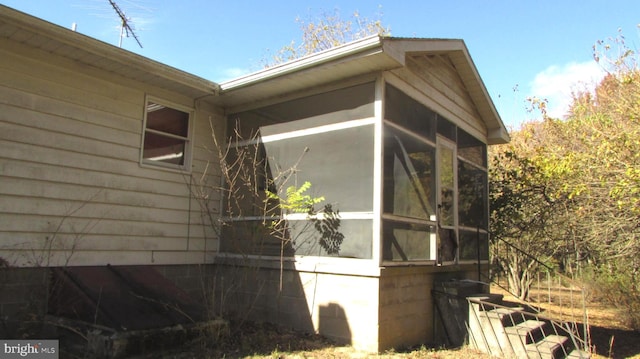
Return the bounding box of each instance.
[488,285,640,359]
[153,284,640,359]
[242,346,495,359]
[152,320,495,359]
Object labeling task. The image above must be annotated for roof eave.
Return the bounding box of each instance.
[383,38,510,143]
[220,36,510,143]
[220,35,388,91]
[0,5,220,98]
[217,35,405,109]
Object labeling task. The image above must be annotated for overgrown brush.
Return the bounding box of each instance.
[583,268,640,330]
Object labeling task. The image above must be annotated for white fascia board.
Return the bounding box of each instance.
[383,37,466,55]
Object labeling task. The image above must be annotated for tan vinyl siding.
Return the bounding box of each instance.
[408,55,479,117]
[389,54,487,139]
[0,38,221,267]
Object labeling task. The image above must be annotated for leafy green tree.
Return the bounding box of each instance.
[565,33,640,328]
[490,29,640,325]
[489,125,577,300]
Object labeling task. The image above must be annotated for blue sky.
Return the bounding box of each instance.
[2,1,638,129]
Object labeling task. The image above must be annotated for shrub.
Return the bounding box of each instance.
[583,268,640,330]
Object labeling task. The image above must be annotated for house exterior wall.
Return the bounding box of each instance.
[378,265,486,351]
[0,267,49,338]
[214,262,487,352]
[214,259,381,351]
[387,55,488,142]
[0,264,217,338]
[299,269,380,351]
[0,13,503,352]
[154,263,218,306]
[0,38,223,267]
[216,65,493,352]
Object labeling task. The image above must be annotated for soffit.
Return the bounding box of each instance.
[0,5,219,100]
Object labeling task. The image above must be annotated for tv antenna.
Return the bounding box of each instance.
[108,0,143,48]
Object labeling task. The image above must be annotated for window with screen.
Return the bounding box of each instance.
[222,83,376,259]
[383,84,489,264]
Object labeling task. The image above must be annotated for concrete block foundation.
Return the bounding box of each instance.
[215,259,487,352]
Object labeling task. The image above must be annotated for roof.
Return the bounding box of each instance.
[219,36,510,144]
[0,5,219,100]
[0,4,508,144]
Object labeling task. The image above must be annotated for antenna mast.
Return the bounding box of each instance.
[108,0,143,48]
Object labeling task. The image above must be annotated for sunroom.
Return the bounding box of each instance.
[215,36,509,352]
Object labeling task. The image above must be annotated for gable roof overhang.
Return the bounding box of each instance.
[0,5,219,101]
[219,36,510,144]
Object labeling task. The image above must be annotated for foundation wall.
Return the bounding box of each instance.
[214,260,381,352]
[378,264,485,351]
[0,267,49,338]
[1,262,489,353]
[155,264,217,311]
[0,264,215,338]
[299,270,380,351]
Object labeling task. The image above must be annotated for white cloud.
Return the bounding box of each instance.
[529,61,606,119]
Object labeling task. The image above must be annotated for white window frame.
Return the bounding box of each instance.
[140,96,194,172]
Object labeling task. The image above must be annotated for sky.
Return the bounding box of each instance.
[2,0,639,129]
